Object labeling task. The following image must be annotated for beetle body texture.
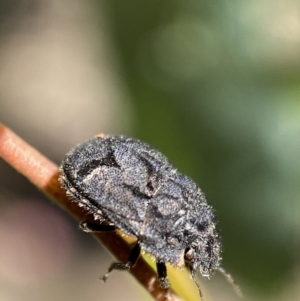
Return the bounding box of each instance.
[59,135,224,296]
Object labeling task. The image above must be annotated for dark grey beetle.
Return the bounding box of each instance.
[59,135,241,298]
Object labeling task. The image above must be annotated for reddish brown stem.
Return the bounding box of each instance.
[0,123,182,301]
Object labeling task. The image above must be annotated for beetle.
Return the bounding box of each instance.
[59,135,241,299]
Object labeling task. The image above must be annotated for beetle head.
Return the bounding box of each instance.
[184,231,242,299]
[184,231,221,279]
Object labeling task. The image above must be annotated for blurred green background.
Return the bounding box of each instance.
[0,1,299,301]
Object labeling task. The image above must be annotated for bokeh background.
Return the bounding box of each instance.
[0,1,300,300]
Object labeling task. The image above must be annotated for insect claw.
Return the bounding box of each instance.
[100,273,109,283]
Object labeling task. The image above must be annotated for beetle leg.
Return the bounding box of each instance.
[101,243,141,282]
[156,261,170,289]
[156,261,171,299]
[79,220,117,232]
[190,266,203,299]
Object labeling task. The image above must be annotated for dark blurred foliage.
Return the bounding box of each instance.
[0,0,40,34]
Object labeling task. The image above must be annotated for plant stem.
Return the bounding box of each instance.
[0,123,189,301]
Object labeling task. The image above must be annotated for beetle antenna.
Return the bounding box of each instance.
[217,267,243,298]
[190,266,204,299]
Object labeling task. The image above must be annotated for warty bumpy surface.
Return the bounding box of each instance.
[59,135,221,278]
